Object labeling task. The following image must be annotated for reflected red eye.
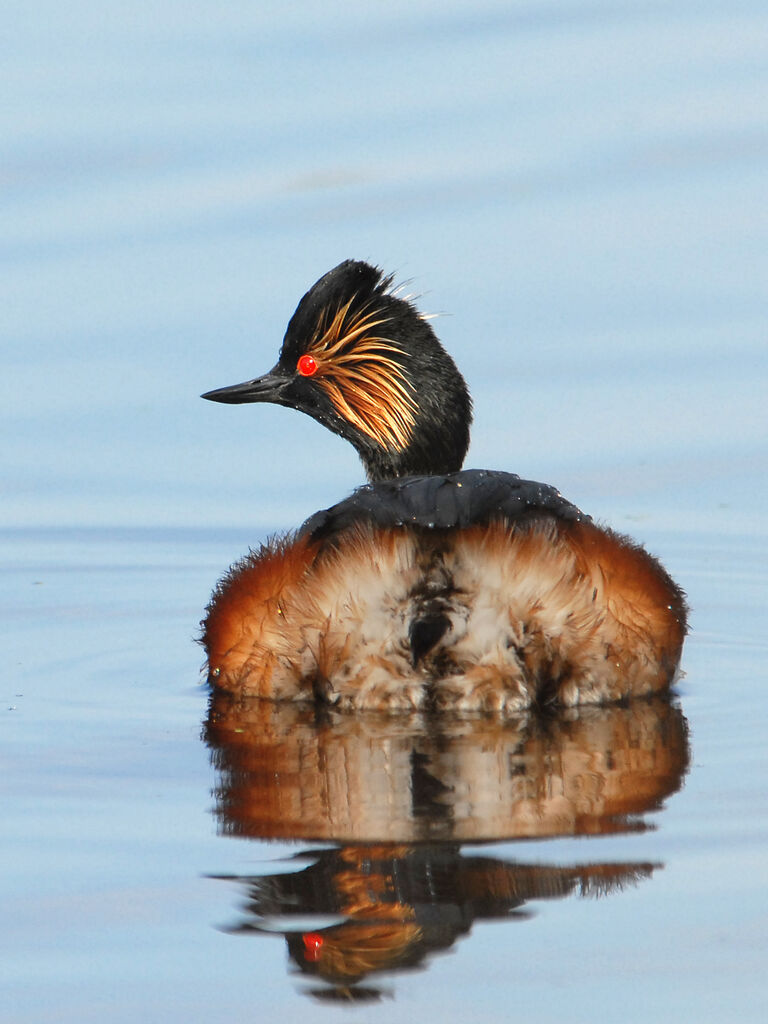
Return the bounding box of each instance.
[303,932,324,961]
[297,354,318,377]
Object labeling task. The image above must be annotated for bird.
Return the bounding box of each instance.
[200,260,687,714]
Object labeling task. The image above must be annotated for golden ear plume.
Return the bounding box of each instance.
[306,297,417,450]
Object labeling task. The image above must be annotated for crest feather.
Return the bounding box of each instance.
[306,296,417,450]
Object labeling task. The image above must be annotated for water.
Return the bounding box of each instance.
[3,2,768,1021]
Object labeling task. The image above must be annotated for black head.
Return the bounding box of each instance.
[202,260,472,482]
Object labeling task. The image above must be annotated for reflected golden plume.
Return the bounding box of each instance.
[218,846,658,988]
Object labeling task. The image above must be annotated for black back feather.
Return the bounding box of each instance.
[299,469,588,542]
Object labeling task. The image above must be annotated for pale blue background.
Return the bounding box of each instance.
[5,1,766,532]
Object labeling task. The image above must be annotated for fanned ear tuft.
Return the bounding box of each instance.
[304,295,418,450]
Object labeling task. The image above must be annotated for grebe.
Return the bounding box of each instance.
[201,260,687,713]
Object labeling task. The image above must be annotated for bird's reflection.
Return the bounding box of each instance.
[215,846,656,998]
[204,694,689,999]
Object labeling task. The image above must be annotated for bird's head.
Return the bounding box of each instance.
[202,260,472,482]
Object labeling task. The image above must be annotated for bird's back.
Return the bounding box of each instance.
[299,469,587,539]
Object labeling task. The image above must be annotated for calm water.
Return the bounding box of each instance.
[3,2,768,1021]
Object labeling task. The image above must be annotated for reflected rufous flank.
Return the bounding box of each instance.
[205,694,689,843]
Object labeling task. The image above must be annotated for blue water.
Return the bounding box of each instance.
[3,2,767,1021]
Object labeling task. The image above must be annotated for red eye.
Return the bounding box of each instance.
[297,354,318,377]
